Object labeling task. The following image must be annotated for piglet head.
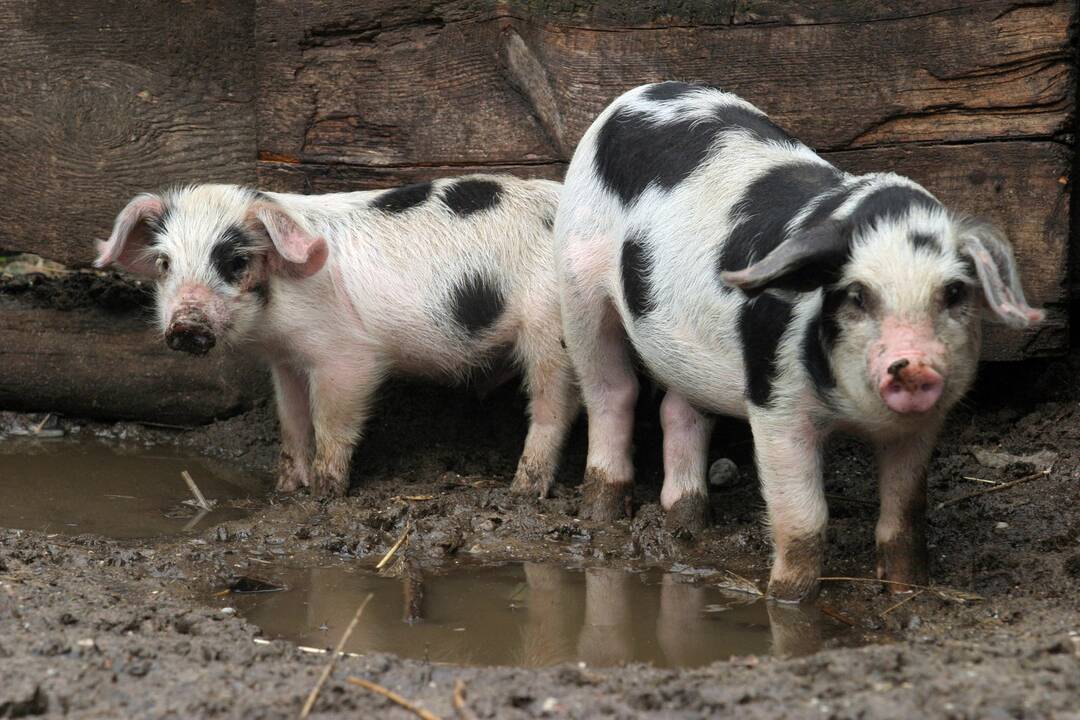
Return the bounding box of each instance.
[96,185,328,354]
[721,181,1042,428]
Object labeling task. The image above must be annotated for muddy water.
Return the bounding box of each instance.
[227,563,858,668]
[0,438,262,538]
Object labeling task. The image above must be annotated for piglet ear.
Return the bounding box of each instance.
[720,220,851,295]
[94,194,164,275]
[959,218,1044,328]
[251,201,328,279]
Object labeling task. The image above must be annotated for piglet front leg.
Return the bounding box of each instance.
[874,427,938,590]
[272,362,313,493]
[751,411,827,603]
[308,355,385,498]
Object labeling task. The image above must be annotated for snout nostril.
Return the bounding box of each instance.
[887,358,910,377]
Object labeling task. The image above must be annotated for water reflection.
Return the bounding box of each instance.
[229,562,849,668]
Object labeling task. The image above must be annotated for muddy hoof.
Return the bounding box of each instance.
[275,453,309,493]
[767,573,820,604]
[876,538,929,592]
[510,461,553,499]
[663,494,711,537]
[311,471,349,499]
[579,469,632,522]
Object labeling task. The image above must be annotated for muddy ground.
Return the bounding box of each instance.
[2,353,1080,718]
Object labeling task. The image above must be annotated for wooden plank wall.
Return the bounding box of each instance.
[0,0,1074,420]
[255,0,1075,360]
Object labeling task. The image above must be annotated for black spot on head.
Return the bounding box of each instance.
[145,204,172,239]
[739,293,793,407]
[795,179,870,232]
[541,211,555,231]
[719,162,844,274]
[441,179,502,217]
[846,185,941,232]
[595,100,794,206]
[450,274,504,334]
[621,229,657,319]
[910,232,938,251]
[643,81,698,102]
[372,182,433,214]
[801,288,845,395]
[211,226,254,285]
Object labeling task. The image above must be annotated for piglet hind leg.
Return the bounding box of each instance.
[874,427,938,591]
[271,362,313,493]
[659,391,714,535]
[751,411,828,603]
[563,294,638,522]
[510,319,580,499]
[308,357,385,499]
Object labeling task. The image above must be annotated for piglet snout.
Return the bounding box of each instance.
[878,357,944,414]
[166,312,217,356]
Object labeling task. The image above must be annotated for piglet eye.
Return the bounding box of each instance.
[944,281,967,308]
[230,254,249,274]
[847,282,867,311]
[155,256,170,275]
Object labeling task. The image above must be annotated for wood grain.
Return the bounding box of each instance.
[0,299,267,423]
[0,0,257,267]
[256,0,1073,167]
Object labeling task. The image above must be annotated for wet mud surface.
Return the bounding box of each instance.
[2,356,1080,717]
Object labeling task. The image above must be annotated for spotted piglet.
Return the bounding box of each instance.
[555,82,1043,601]
[97,176,577,498]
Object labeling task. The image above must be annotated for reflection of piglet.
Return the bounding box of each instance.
[555,81,1043,602]
[98,178,576,498]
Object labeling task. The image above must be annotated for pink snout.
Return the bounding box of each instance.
[878,358,944,414]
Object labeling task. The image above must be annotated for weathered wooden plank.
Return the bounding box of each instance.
[0,298,267,424]
[821,141,1070,361]
[256,0,1072,169]
[0,0,257,267]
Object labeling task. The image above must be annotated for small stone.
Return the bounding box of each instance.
[995,521,1010,531]
[907,614,923,630]
[220,607,236,616]
[708,458,740,488]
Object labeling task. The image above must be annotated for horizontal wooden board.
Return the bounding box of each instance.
[0,0,257,267]
[257,0,1073,168]
[0,299,268,423]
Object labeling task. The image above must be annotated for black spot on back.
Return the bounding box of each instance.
[372,182,433,213]
[910,232,938,250]
[643,81,698,102]
[211,226,254,285]
[740,293,793,407]
[801,288,845,395]
[719,162,843,274]
[441,179,503,217]
[621,229,657,319]
[847,185,941,231]
[451,274,504,334]
[595,100,794,206]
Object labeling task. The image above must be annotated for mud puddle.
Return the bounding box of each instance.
[0,437,263,538]
[224,562,864,668]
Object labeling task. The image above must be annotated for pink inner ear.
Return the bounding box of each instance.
[95,195,165,273]
[255,205,328,278]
